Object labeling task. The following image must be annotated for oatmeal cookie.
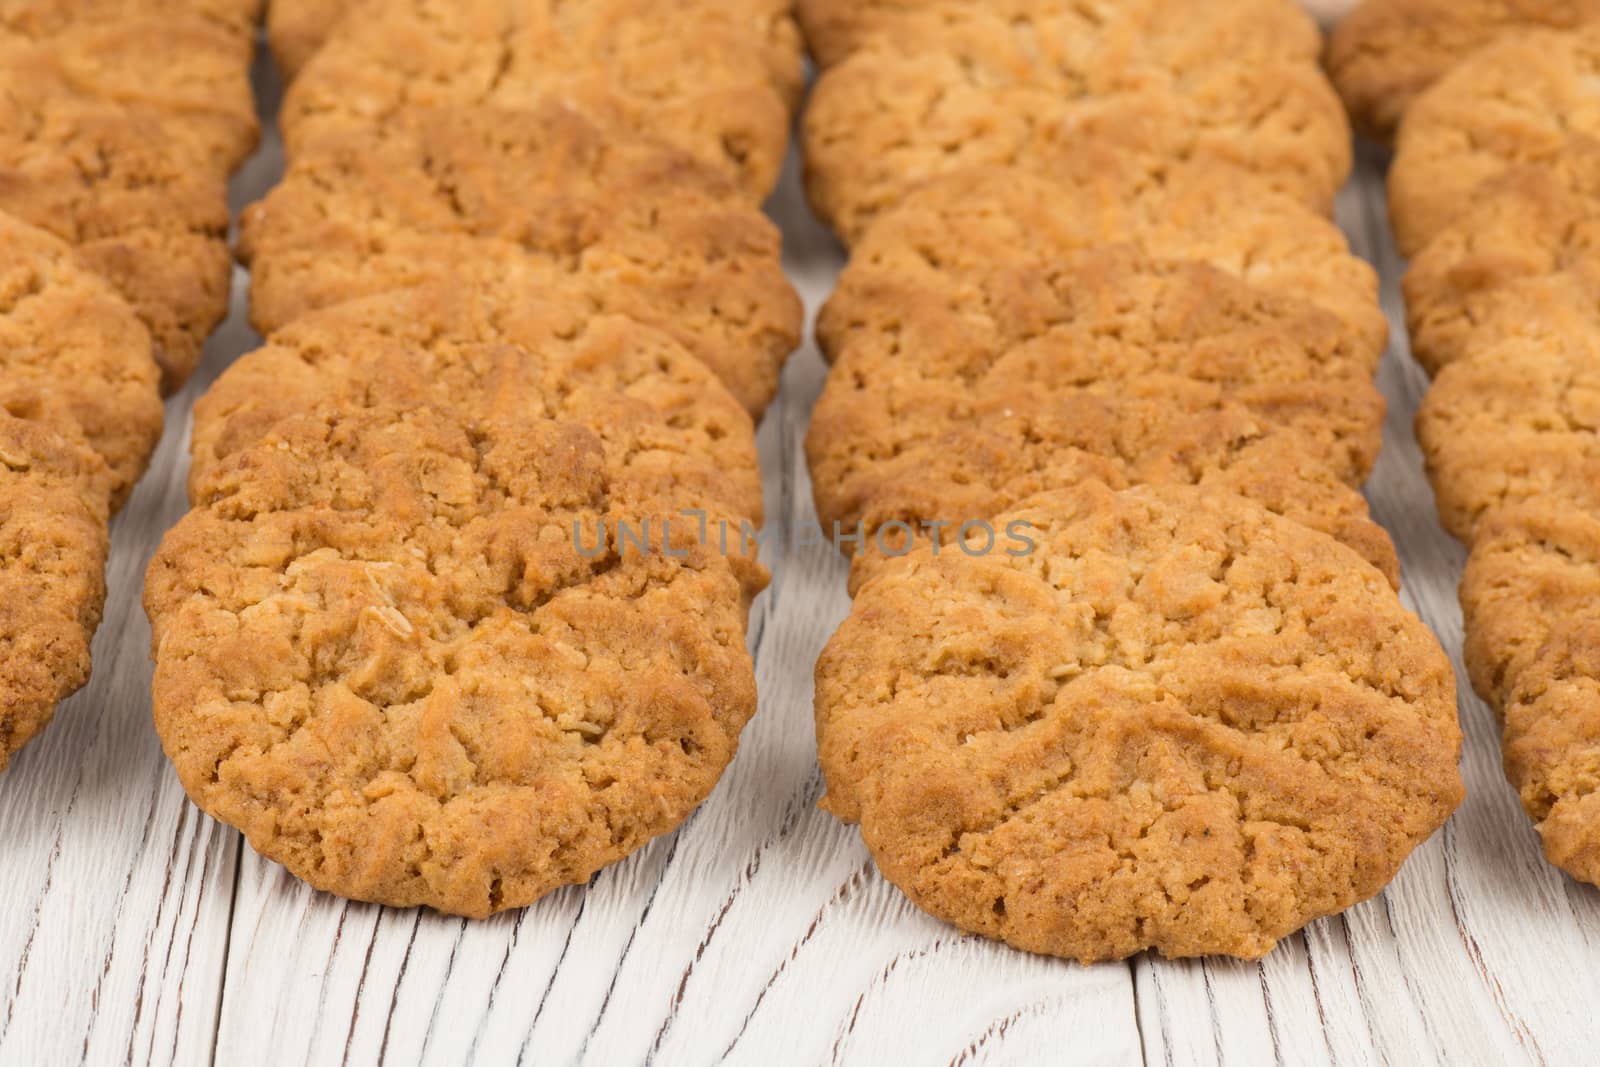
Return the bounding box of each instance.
[797,0,1322,71]
[1327,0,1600,145]
[802,11,1350,241]
[1403,158,1600,376]
[1417,335,1600,543]
[0,412,109,771]
[814,481,1462,962]
[0,83,231,391]
[278,0,800,198]
[818,166,1387,368]
[1389,23,1600,257]
[0,212,163,511]
[147,405,763,916]
[192,284,762,529]
[1459,504,1600,883]
[813,248,1387,489]
[238,102,801,416]
[825,389,1399,594]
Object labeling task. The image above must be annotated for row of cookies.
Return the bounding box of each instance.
[800,0,1465,962]
[140,0,805,915]
[0,1,264,769]
[1358,5,1600,883]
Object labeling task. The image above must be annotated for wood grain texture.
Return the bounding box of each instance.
[3,43,1600,1067]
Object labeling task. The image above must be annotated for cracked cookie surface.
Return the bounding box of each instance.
[1418,335,1600,543]
[278,0,800,198]
[0,412,109,771]
[0,211,163,511]
[1459,504,1600,884]
[239,102,800,416]
[820,388,1398,594]
[192,284,762,533]
[802,7,1349,242]
[796,0,1322,71]
[813,245,1387,490]
[817,166,1387,372]
[1403,157,1600,376]
[814,482,1462,962]
[1389,23,1600,257]
[147,405,764,916]
[1327,0,1600,144]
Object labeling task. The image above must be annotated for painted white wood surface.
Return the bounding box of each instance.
[3,47,1599,1067]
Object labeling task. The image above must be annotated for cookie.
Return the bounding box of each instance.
[802,11,1351,242]
[825,389,1399,594]
[0,13,259,172]
[0,0,264,43]
[1459,504,1600,883]
[814,481,1462,962]
[0,81,232,391]
[147,404,764,915]
[0,412,110,771]
[265,0,347,77]
[1417,335,1600,543]
[1327,0,1600,145]
[1388,24,1600,258]
[814,246,1386,488]
[277,0,800,199]
[191,284,762,532]
[1403,158,1600,376]
[0,211,163,512]
[818,165,1387,369]
[238,102,801,416]
[797,0,1323,71]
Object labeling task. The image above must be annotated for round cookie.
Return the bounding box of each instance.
[826,388,1400,594]
[814,482,1463,962]
[278,0,800,199]
[0,211,163,512]
[192,284,762,530]
[797,0,1322,71]
[1417,336,1600,543]
[812,247,1387,491]
[1327,0,1600,145]
[1458,504,1600,884]
[1403,158,1600,376]
[147,404,765,916]
[0,72,232,391]
[818,165,1387,369]
[238,102,801,417]
[0,412,109,771]
[802,9,1350,242]
[0,13,258,171]
[1388,23,1600,258]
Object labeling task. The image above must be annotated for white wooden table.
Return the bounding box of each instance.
[3,50,1597,1067]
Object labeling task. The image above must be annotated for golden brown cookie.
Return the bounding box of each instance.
[0,81,232,391]
[825,388,1399,594]
[0,412,109,771]
[147,405,764,915]
[0,0,264,42]
[264,0,347,77]
[814,246,1386,488]
[802,9,1350,242]
[814,481,1463,962]
[1417,336,1600,544]
[278,0,800,199]
[1459,504,1600,884]
[1403,158,1600,376]
[1327,0,1600,145]
[0,12,258,172]
[0,212,163,512]
[797,0,1323,71]
[1388,23,1600,258]
[192,284,762,531]
[818,166,1387,369]
[239,102,801,417]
